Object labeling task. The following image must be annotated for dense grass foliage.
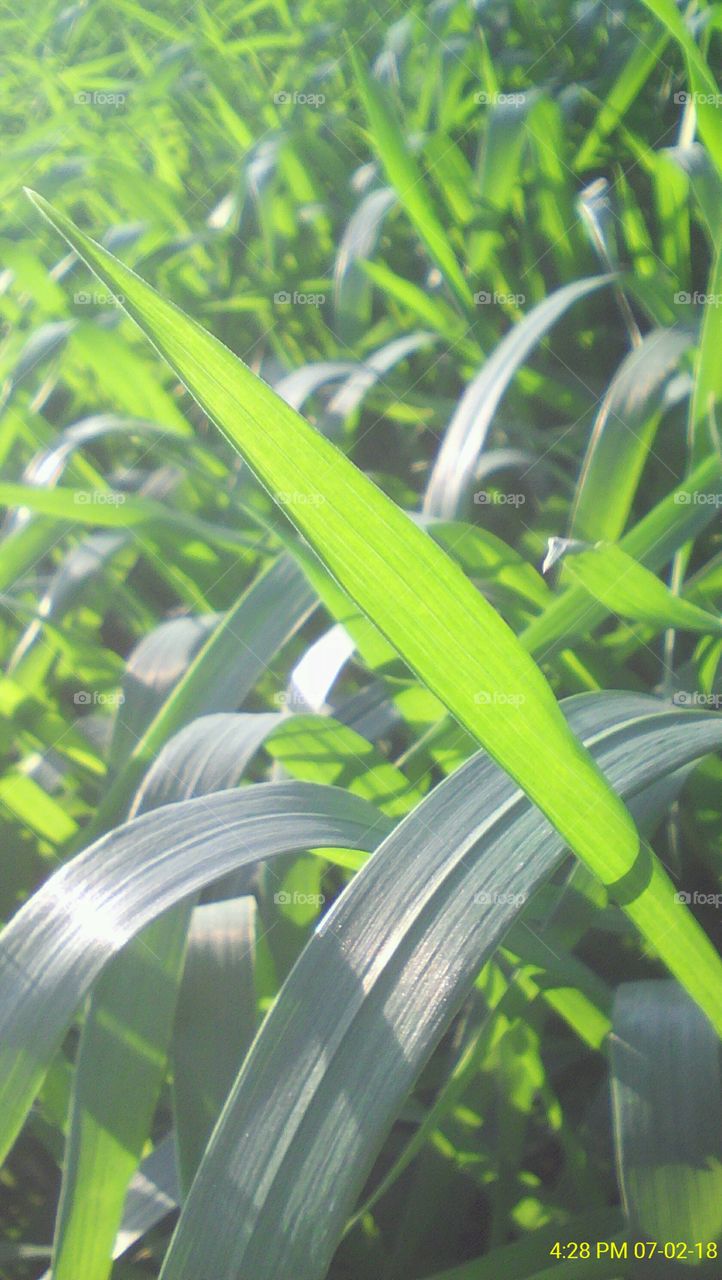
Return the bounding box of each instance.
[1,2,722,1278]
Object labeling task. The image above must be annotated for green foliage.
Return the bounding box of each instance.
[1,2,722,1278]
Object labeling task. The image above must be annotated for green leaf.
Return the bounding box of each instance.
[27,192,722,1043]
[570,329,693,543]
[349,56,472,307]
[611,981,722,1273]
[156,695,722,1280]
[172,897,258,1191]
[556,542,722,635]
[423,276,612,518]
[0,782,391,1164]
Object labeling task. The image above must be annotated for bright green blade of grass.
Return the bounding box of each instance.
[27,193,722,1040]
[349,55,472,308]
[0,782,391,1164]
[157,695,722,1280]
[556,542,722,635]
[688,238,722,464]
[637,0,722,178]
[523,455,722,657]
[574,27,671,171]
[611,980,722,1272]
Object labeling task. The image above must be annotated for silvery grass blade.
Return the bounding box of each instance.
[611,980,722,1273]
[49,712,286,1280]
[0,783,391,1164]
[114,1135,179,1259]
[333,186,395,337]
[157,695,722,1280]
[423,276,612,519]
[172,898,258,1192]
[93,553,315,830]
[27,194,722,1038]
[570,329,693,543]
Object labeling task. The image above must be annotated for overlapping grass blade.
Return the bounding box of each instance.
[156,694,722,1280]
[27,194,722,1040]
[0,783,391,1163]
[611,980,722,1273]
